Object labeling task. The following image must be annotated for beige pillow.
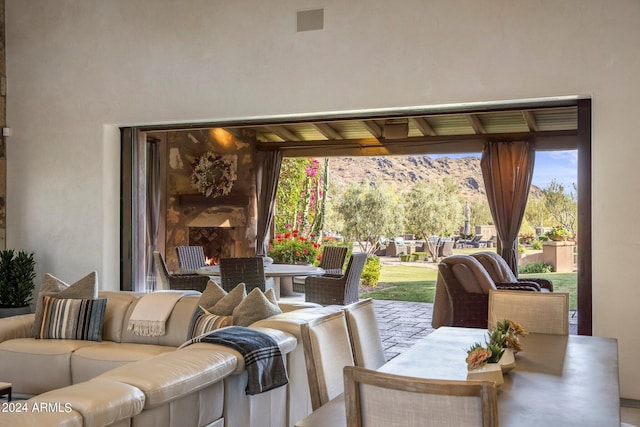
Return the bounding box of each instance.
[198,280,228,309]
[188,306,233,339]
[209,283,247,315]
[233,288,283,327]
[32,271,99,336]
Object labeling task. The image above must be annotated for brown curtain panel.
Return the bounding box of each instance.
[480,141,535,275]
[255,150,283,256]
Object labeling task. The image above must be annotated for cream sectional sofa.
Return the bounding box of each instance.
[0,290,329,427]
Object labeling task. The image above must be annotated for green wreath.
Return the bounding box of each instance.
[190,151,238,198]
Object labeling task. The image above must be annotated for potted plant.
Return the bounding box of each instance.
[546,225,570,241]
[0,249,36,318]
[268,230,321,265]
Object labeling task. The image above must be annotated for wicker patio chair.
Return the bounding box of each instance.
[344,366,498,427]
[433,255,543,329]
[175,246,206,271]
[218,256,267,293]
[304,253,367,305]
[152,251,209,292]
[292,245,348,293]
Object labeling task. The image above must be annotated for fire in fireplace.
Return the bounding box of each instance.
[188,227,237,265]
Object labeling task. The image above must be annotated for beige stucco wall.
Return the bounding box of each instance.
[5,0,640,397]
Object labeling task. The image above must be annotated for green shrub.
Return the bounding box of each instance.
[413,252,428,261]
[531,240,542,250]
[399,254,412,262]
[518,262,553,274]
[361,256,382,287]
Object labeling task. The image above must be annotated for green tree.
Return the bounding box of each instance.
[336,183,404,254]
[470,200,493,229]
[523,196,554,233]
[542,179,577,236]
[275,158,307,233]
[404,179,464,239]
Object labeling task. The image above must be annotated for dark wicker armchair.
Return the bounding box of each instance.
[305,253,368,305]
[153,251,209,292]
[433,255,543,329]
[292,245,349,293]
[175,246,206,271]
[219,257,267,293]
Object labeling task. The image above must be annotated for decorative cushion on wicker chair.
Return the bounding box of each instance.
[471,251,553,291]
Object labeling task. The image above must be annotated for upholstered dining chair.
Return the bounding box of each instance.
[218,257,267,293]
[152,251,209,292]
[343,299,386,369]
[433,255,545,329]
[175,246,207,271]
[471,251,553,291]
[292,245,349,293]
[300,310,355,410]
[488,289,570,335]
[343,366,499,427]
[304,253,368,305]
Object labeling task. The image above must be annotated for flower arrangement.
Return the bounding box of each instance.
[268,229,321,264]
[465,319,527,370]
[546,225,570,241]
[190,151,238,198]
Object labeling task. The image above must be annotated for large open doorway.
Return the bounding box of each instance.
[120,97,591,334]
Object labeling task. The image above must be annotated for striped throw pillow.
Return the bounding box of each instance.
[35,296,107,342]
[188,306,233,339]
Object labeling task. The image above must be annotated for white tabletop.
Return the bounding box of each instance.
[197,264,325,278]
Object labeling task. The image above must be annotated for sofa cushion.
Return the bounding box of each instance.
[71,341,177,384]
[30,379,145,427]
[0,338,98,395]
[97,347,237,408]
[32,271,99,336]
[232,288,282,327]
[36,296,107,342]
[188,307,233,339]
[98,291,138,343]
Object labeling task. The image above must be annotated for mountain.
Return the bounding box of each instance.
[327,155,542,201]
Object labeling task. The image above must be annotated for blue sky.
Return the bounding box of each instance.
[431,150,578,190]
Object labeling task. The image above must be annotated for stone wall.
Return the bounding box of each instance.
[163,128,258,270]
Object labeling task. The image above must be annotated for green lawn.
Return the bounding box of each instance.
[362,264,578,311]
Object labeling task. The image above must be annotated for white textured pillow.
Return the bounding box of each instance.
[197,280,228,309]
[232,288,282,327]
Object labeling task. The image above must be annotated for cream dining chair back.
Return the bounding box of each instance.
[343,366,499,427]
[488,289,570,335]
[300,310,355,410]
[343,299,386,369]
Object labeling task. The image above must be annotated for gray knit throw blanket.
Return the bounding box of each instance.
[184,326,288,395]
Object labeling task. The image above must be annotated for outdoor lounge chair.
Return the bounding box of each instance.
[433,255,545,329]
[305,253,367,305]
[437,239,455,258]
[385,240,407,257]
[153,251,209,292]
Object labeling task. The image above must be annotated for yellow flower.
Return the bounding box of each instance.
[509,320,528,337]
[505,334,523,353]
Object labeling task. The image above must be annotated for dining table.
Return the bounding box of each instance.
[295,326,620,427]
[196,263,325,299]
